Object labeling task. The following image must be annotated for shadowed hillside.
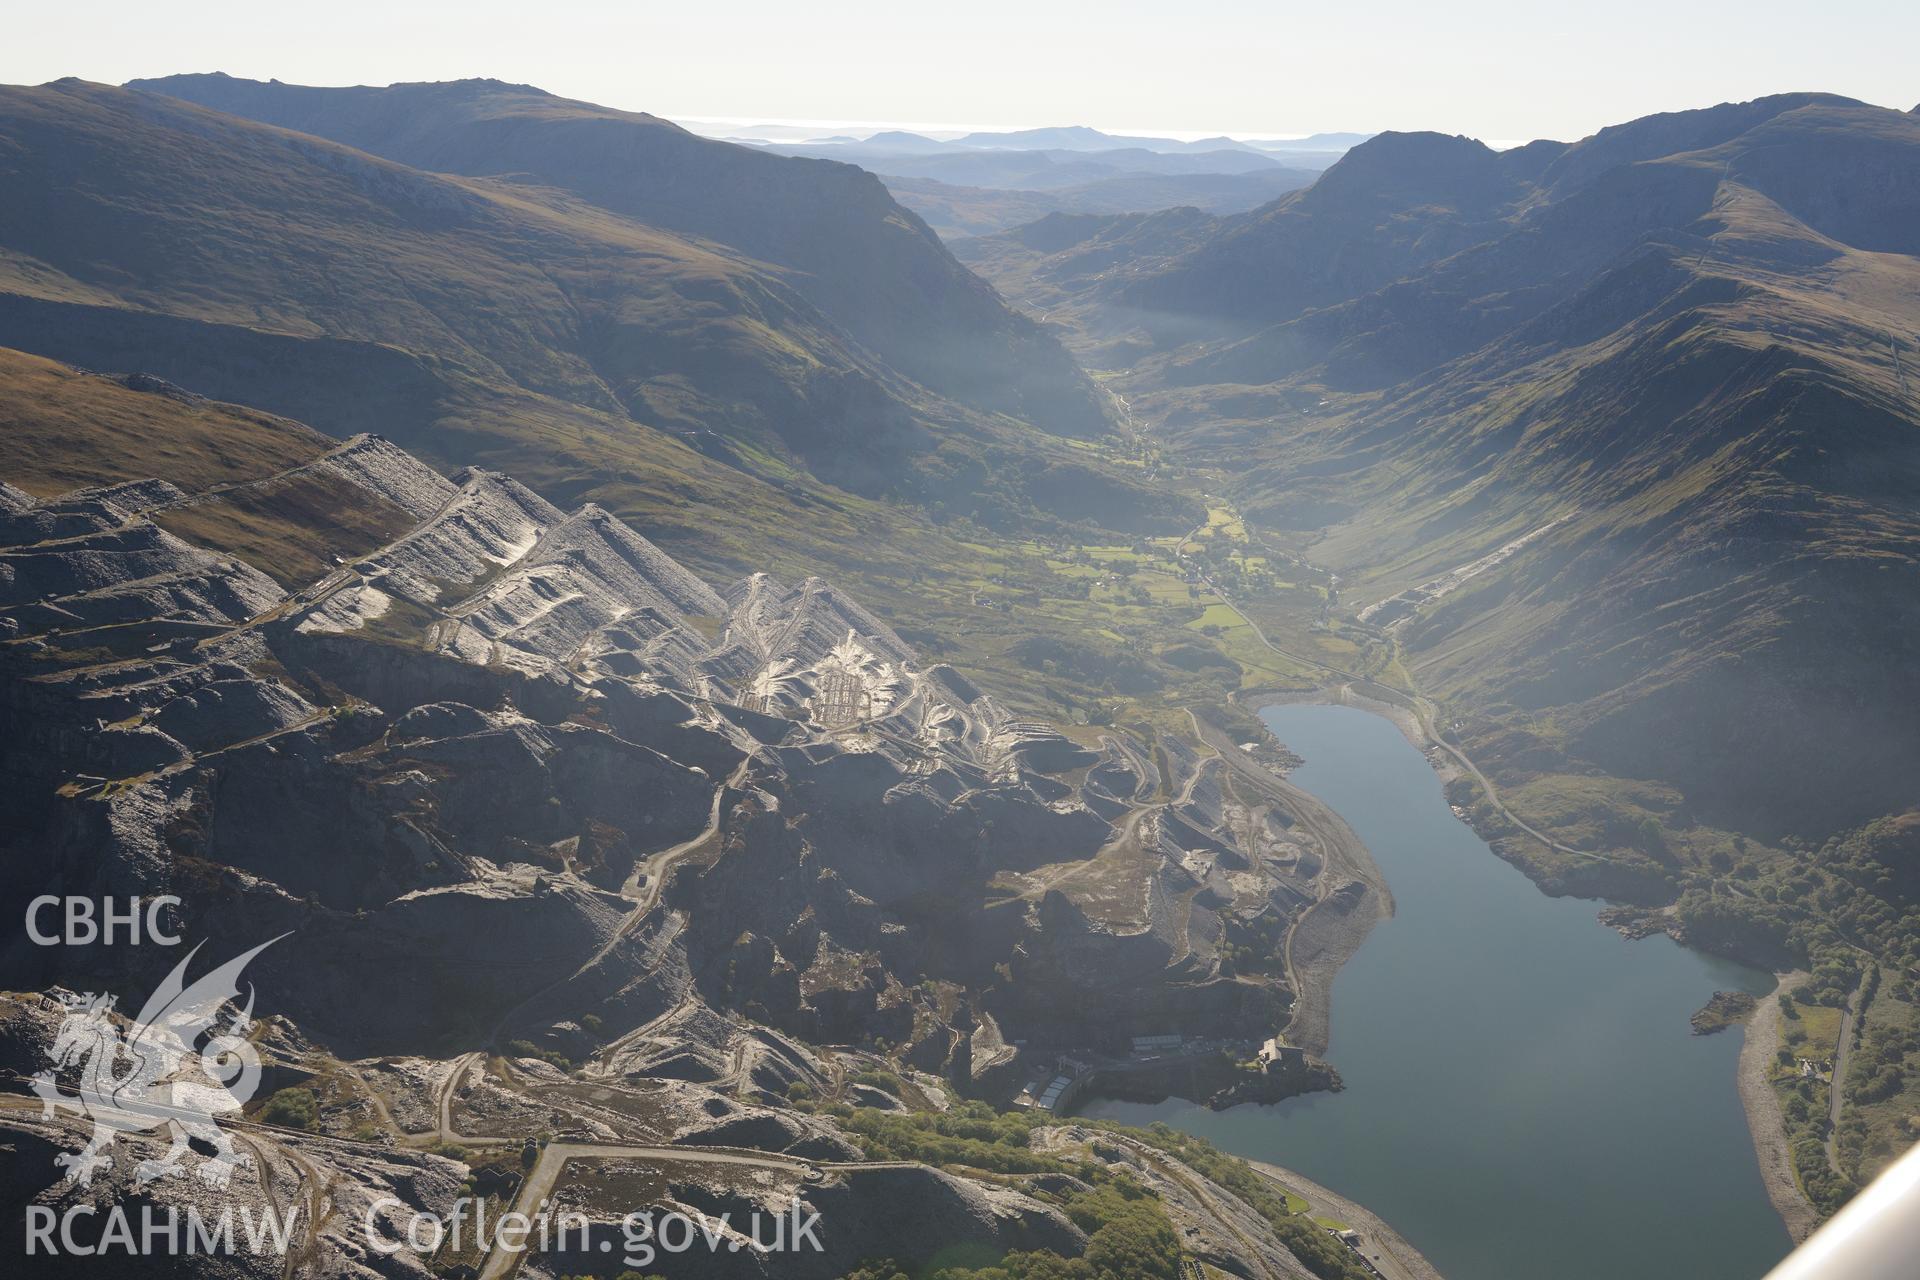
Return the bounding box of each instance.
[0,79,1195,573]
[130,73,1113,437]
[967,95,1920,852]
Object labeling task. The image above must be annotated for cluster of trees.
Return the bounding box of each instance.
[1128,1124,1370,1280]
[505,1038,575,1072]
[840,1102,1059,1176]
[1854,965,1881,1042]
[1205,559,1280,598]
[1844,1019,1918,1109]
[1793,1135,1855,1216]
[1219,919,1285,977]
[1007,636,1162,696]
[841,1179,1182,1280]
[839,1104,1371,1280]
[257,1085,317,1130]
[1673,811,1920,987]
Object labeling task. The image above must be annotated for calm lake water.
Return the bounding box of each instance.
[1081,703,1791,1280]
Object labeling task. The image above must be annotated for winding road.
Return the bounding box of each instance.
[1178,515,1595,864]
[484,754,749,1048]
[1826,985,1860,1173]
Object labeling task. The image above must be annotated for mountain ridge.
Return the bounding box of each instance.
[0,77,1198,589]
[960,93,1920,847]
[129,72,1115,438]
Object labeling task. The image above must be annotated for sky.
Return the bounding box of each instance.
[7,0,1917,143]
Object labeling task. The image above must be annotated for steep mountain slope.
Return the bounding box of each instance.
[1340,109,1914,829]
[0,350,1354,1110]
[1333,248,1920,836]
[1103,94,1864,331]
[130,73,1112,437]
[0,80,1196,595]
[0,357,1396,1280]
[1115,130,1557,331]
[1107,99,1920,846]
[0,80,927,481]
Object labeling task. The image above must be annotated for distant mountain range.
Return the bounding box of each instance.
[936,124,1369,154]
[886,169,1317,239]
[715,122,1373,156]
[725,123,1366,238]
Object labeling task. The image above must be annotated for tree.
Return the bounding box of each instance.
[259,1087,317,1130]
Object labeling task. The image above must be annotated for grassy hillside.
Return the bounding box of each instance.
[954,99,1920,1010]
[0,79,1196,571]
[0,347,419,583]
[0,346,1291,757]
[129,73,1112,439]
[0,347,333,497]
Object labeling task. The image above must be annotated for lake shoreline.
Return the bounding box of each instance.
[1738,969,1822,1243]
[1260,686,1821,1245]
[1308,686,1824,1245]
[1189,706,1393,1058]
[1238,686,1455,1056]
[1250,1160,1449,1280]
[1248,685,1462,780]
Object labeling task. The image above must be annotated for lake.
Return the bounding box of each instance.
[1080,702,1791,1280]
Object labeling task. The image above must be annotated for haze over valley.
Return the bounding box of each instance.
[1,17,1917,1280]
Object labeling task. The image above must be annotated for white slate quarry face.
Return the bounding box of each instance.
[4,420,1312,1199]
[0,516,284,635]
[304,433,457,521]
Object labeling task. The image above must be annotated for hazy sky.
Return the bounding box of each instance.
[8,1,1917,142]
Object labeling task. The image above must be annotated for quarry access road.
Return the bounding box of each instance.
[483,754,749,1050]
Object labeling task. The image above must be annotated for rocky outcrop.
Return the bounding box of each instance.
[5,419,1321,1099]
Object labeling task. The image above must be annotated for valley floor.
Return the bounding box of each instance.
[1182,513,1836,1244]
